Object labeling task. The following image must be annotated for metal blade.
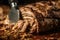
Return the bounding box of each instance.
[9,7,19,23]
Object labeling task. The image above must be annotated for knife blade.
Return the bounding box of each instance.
[8,0,19,23]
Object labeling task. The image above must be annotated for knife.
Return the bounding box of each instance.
[8,0,19,23]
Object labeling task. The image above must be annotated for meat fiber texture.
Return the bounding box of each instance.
[19,1,60,32]
[0,0,60,40]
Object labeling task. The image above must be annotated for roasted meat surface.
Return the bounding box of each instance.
[0,0,60,40]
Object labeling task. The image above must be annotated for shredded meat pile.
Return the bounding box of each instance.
[0,0,60,40]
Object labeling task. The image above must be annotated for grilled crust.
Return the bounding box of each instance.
[19,1,60,33]
[0,1,60,39]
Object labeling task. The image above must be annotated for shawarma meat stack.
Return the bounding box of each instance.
[0,0,60,40]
